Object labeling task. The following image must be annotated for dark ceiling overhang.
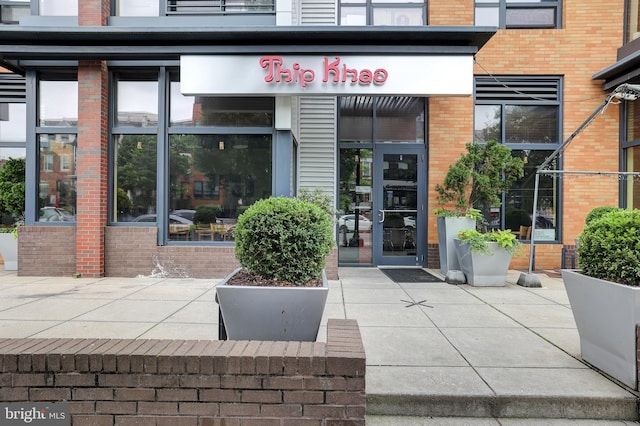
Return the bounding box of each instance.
[0,25,496,71]
[593,49,640,91]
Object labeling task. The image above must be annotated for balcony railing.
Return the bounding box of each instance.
[166,0,274,15]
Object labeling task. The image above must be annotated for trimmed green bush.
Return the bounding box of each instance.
[193,205,221,224]
[577,209,640,286]
[234,197,334,285]
[584,206,621,225]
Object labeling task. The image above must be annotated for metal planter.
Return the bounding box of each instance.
[216,268,329,341]
[454,239,511,286]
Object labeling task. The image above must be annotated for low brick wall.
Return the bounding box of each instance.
[0,319,365,425]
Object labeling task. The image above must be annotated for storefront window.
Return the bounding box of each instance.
[39,80,78,127]
[170,82,273,127]
[38,134,76,222]
[475,76,561,241]
[168,134,272,242]
[37,77,77,223]
[113,135,158,222]
[116,80,158,127]
[38,0,77,16]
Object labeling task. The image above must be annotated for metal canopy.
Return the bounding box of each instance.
[0,25,496,65]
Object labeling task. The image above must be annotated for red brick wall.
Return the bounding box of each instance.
[0,319,365,425]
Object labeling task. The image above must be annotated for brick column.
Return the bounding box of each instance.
[76,0,109,277]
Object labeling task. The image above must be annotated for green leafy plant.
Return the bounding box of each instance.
[298,187,337,220]
[193,205,221,224]
[0,157,26,224]
[0,224,19,239]
[233,196,334,285]
[577,208,640,286]
[457,228,520,255]
[435,140,524,217]
[584,206,620,225]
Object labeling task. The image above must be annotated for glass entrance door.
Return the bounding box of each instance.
[372,144,425,266]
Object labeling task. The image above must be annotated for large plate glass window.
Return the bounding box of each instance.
[474,76,561,241]
[37,77,78,223]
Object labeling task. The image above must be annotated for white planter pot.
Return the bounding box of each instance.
[561,269,640,389]
[0,233,18,271]
[437,216,476,275]
[216,268,329,341]
[454,239,512,286]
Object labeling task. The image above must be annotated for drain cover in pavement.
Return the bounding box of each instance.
[381,268,443,283]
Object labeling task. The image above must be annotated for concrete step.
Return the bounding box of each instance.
[366,393,639,421]
[366,415,640,425]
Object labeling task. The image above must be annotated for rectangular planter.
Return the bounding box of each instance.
[437,216,476,275]
[561,269,640,389]
[454,239,511,286]
[216,268,329,341]
[0,233,18,271]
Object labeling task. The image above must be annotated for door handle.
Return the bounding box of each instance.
[378,210,385,223]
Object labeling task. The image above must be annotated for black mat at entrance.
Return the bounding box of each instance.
[381,268,444,283]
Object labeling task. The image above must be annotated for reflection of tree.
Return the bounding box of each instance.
[117,135,160,215]
[339,148,372,213]
[506,150,555,213]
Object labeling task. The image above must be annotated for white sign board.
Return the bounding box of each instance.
[181,55,473,96]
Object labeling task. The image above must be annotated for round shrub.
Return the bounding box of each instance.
[234,197,334,285]
[193,205,221,224]
[577,209,640,286]
[584,206,621,225]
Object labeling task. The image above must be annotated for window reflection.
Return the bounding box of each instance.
[39,81,78,127]
[38,134,76,222]
[39,0,78,16]
[116,80,158,127]
[113,135,158,222]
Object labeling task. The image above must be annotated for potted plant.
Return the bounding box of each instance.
[434,140,524,274]
[453,228,520,286]
[561,207,640,389]
[215,194,335,341]
[0,157,25,271]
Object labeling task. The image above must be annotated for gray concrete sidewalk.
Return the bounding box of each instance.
[0,266,638,424]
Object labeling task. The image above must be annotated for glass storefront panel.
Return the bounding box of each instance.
[116,80,158,127]
[338,148,373,264]
[39,81,78,127]
[504,149,557,241]
[112,134,158,222]
[170,83,274,127]
[474,104,501,143]
[505,105,557,144]
[168,134,272,241]
[375,97,424,143]
[0,103,26,142]
[38,134,76,222]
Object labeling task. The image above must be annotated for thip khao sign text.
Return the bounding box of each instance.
[181,55,473,96]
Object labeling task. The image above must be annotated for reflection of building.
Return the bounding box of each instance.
[0,1,630,277]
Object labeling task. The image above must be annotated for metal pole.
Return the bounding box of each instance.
[528,172,540,275]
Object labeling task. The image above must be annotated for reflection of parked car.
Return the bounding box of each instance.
[403,216,416,228]
[132,214,193,225]
[338,214,372,232]
[40,207,75,222]
[172,209,196,222]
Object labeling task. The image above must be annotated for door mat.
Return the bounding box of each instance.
[381,268,444,283]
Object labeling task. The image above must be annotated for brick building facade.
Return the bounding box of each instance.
[0,0,634,278]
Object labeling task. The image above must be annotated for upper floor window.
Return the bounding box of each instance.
[39,0,77,16]
[340,0,427,25]
[114,0,274,16]
[475,0,561,29]
[0,0,29,24]
[627,0,640,43]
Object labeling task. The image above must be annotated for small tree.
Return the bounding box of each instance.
[435,140,524,217]
[0,158,26,225]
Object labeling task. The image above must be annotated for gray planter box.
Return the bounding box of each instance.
[216,268,329,341]
[454,239,512,286]
[0,233,17,271]
[437,216,476,275]
[561,269,640,389]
